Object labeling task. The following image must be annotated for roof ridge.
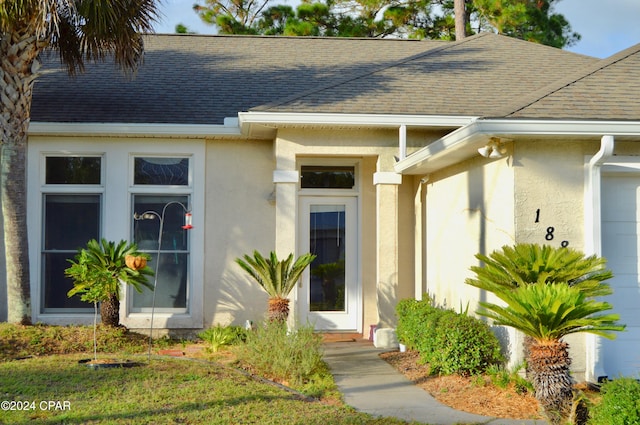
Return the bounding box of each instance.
[252,34,495,112]
[492,43,640,118]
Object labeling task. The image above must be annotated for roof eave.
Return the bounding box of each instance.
[238,112,476,137]
[28,121,243,139]
[395,119,640,175]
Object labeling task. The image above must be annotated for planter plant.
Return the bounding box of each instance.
[236,251,316,322]
[65,239,154,361]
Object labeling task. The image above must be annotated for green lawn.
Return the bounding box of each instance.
[1,353,416,425]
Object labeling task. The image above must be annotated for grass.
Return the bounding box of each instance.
[0,324,419,425]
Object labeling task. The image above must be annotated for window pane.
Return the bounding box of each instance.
[42,253,92,311]
[46,157,101,184]
[134,157,189,186]
[44,195,100,250]
[131,253,188,310]
[133,195,189,251]
[132,195,190,311]
[42,194,100,312]
[301,166,355,189]
[309,205,346,312]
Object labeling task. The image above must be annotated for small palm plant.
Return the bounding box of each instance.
[236,251,316,322]
[466,244,625,424]
[66,239,154,327]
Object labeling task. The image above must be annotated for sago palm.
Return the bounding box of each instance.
[1,0,160,324]
[66,239,154,327]
[237,251,316,322]
[466,244,625,424]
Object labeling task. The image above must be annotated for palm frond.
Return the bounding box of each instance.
[477,282,625,343]
[236,251,316,298]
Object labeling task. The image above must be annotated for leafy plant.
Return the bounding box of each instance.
[589,377,640,425]
[65,239,154,360]
[236,251,315,322]
[198,325,246,353]
[465,243,625,424]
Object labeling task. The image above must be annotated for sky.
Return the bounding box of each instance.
[153,0,640,59]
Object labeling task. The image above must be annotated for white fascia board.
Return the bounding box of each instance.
[238,112,475,129]
[467,119,640,136]
[28,121,242,139]
[395,119,640,175]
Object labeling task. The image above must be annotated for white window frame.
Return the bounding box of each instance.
[27,138,205,329]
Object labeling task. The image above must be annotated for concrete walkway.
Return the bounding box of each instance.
[323,341,547,425]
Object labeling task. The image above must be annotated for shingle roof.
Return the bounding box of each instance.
[31,33,598,125]
[498,43,640,120]
[31,35,445,125]
[256,33,598,117]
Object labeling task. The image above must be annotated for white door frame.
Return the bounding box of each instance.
[298,195,361,331]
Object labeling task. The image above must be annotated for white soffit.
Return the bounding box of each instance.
[238,112,475,136]
[395,119,640,175]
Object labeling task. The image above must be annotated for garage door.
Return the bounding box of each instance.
[601,174,640,378]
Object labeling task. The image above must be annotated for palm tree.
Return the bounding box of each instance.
[65,239,154,327]
[236,251,316,322]
[1,0,160,324]
[466,244,625,424]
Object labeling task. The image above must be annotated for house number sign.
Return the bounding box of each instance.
[535,209,569,247]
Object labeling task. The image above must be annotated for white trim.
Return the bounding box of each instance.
[29,122,242,138]
[239,112,475,128]
[27,139,205,329]
[273,170,299,183]
[373,172,402,185]
[395,119,640,175]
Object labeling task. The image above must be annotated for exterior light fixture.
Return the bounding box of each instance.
[478,138,507,159]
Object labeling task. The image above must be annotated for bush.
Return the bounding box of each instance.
[396,298,504,376]
[589,377,640,425]
[235,321,324,387]
[396,297,442,350]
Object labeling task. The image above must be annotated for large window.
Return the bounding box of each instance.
[130,156,191,313]
[41,157,102,312]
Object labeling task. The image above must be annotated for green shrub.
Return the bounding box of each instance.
[198,325,246,353]
[589,377,640,425]
[235,321,324,387]
[396,297,442,351]
[396,298,504,376]
[425,313,504,375]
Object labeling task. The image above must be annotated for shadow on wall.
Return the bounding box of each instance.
[377,272,399,328]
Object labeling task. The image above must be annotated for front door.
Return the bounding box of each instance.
[299,196,359,330]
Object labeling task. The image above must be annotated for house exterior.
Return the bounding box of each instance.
[2,32,639,382]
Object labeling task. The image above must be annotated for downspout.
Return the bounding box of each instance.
[584,134,614,382]
[398,125,407,161]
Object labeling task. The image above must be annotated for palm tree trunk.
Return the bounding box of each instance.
[100,294,121,327]
[0,29,44,324]
[528,340,573,424]
[268,297,290,323]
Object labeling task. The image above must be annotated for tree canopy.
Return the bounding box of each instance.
[189,0,580,48]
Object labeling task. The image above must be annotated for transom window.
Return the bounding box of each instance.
[301,166,355,189]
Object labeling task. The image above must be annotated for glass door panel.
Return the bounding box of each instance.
[310,205,346,312]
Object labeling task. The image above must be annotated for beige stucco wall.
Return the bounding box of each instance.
[425,150,516,311]
[204,138,276,328]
